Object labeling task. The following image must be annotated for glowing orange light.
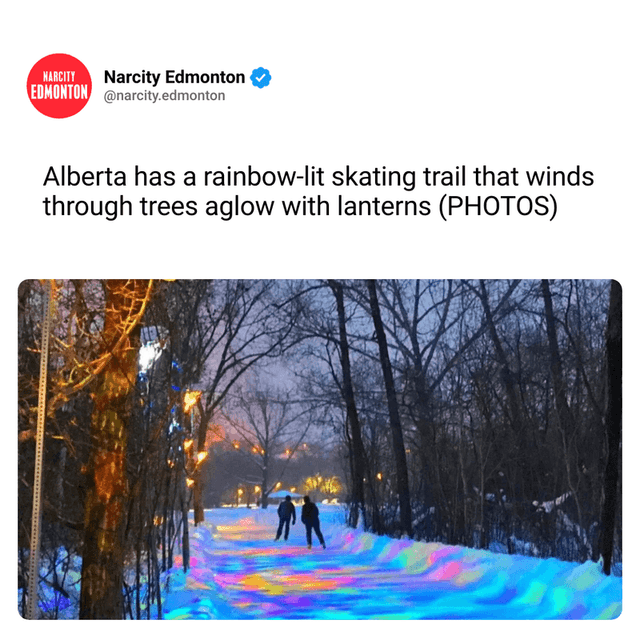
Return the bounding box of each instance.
[290,487,296,492]
[197,451,208,464]
[285,449,291,456]
[233,441,240,449]
[186,478,195,488]
[275,482,282,489]
[376,472,383,481]
[183,390,201,413]
[184,439,194,450]
[238,488,244,496]
[254,485,261,493]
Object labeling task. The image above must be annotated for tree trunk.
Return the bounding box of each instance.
[79,280,149,619]
[541,280,574,430]
[328,280,370,530]
[478,280,523,431]
[181,481,191,571]
[192,399,211,525]
[366,279,413,537]
[598,280,622,575]
[192,471,205,525]
[541,280,587,551]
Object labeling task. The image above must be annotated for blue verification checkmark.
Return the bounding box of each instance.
[250,67,271,88]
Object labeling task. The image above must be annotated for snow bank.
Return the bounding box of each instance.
[159,507,622,620]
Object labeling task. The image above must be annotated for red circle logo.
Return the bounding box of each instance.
[27,53,92,118]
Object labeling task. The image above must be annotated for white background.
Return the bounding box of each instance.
[2,0,637,635]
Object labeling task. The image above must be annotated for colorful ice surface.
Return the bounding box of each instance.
[161,507,622,620]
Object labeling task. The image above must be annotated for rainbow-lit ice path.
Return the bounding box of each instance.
[162,508,621,620]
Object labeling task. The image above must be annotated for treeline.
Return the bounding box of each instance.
[283,280,621,572]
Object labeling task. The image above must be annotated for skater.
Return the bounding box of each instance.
[274,495,296,541]
[301,495,326,549]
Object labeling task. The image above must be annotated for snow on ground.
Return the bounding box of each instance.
[161,506,621,620]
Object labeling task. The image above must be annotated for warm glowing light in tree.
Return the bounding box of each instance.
[183,390,201,413]
[186,478,195,488]
[233,441,240,449]
[196,451,208,464]
[254,486,261,493]
[290,487,296,492]
[184,439,194,450]
[237,488,243,496]
[275,482,282,489]
[327,476,343,494]
[303,475,343,496]
[376,472,383,481]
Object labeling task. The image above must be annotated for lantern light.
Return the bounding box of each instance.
[183,390,201,413]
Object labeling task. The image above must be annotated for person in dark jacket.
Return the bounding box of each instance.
[301,495,326,549]
[274,495,296,541]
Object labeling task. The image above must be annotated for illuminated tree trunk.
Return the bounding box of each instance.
[193,473,205,525]
[79,280,149,619]
[192,398,211,526]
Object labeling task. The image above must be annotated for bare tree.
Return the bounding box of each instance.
[598,280,622,575]
[186,280,299,523]
[327,280,378,530]
[221,388,314,506]
[366,279,412,536]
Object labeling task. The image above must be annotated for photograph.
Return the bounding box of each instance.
[18,279,622,619]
